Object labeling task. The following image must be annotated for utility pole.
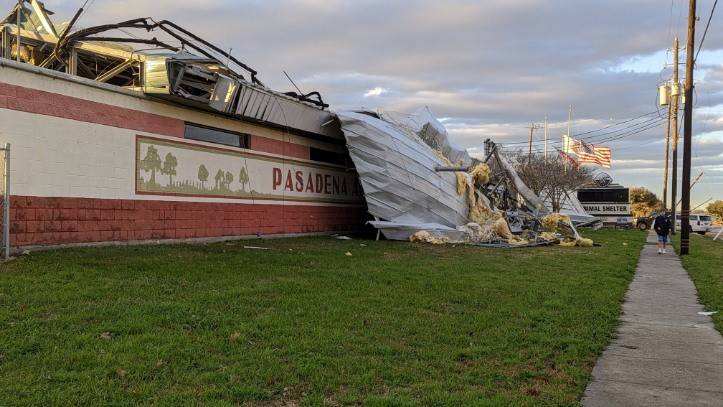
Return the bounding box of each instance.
[670,37,680,234]
[527,123,541,164]
[663,88,671,209]
[680,0,696,255]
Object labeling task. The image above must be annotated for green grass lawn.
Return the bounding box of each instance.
[0,228,645,406]
[672,233,723,335]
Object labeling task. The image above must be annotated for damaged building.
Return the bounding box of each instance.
[0,1,367,249]
[0,1,592,251]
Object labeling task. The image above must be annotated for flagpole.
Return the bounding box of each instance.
[567,105,571,152]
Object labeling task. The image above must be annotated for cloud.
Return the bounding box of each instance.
[363,87,388,98]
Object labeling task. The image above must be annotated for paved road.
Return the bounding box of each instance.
[582,231,723,406]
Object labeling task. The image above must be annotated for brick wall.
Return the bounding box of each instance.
[249,135,311,160]
[10,196,367,247]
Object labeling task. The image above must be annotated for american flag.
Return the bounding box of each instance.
[594,146,612,169]
[564,134,612,168]
[575,140,598,163]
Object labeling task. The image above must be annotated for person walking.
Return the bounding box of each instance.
[653,209,672,254]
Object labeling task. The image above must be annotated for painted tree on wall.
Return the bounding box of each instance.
[140,145,162,184]
[239,166,249,192]
[198,164,209,189]
[224,171,234,190]
[215,169,224,190]
[161,153,178,185]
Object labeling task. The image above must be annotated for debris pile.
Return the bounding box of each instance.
[337,108,592,248]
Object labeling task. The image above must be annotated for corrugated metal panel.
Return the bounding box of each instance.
[233,82,337,138]
[338,110,470,228]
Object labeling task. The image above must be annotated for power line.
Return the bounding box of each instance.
[500,110,665,149]
[694,0,719,62]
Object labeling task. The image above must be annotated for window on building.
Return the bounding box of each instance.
[185,123,248,148]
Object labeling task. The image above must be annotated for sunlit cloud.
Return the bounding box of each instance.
[364,87,388,98]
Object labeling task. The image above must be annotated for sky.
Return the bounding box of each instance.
[40,0,723,209]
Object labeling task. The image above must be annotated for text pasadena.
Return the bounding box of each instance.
[272,168,361,195]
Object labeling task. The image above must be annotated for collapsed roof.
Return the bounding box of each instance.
[337,108,592,247]
[1,0,339,141]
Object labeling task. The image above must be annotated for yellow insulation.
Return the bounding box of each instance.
[456,172,467,195]
[469,203,492,224]
[541,213,572,232]
[409,231,449,245]
[508,236,529,245]
[559,237,594,247]
[493,218,513,240]
[469,163,490,185]
[541,214,595,246]
[575,238,594,247]
[414,156,596,248]
[434,150,454,166]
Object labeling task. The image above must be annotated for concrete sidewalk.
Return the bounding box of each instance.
[582,231,723,406]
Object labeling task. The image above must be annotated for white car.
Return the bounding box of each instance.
[675,214,713,235]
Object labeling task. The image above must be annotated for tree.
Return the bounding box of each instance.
[239,166,249,192]
[707,200,723,221]
[512,152,594,212]
[161,153,178,185]
[140,145,162,184]
[198,164,209,188]
[630,187,664,217]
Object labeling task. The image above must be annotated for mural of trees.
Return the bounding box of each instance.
[198,164,209,189]
[239,166,249,192]
[136,138,357,203]
[140,145,162,184]
[161,152,178,184]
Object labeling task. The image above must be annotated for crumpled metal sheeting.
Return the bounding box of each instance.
[338,110,470,228]
[368,221,466,242]
[377,107,472,165]
[337,108,585,247]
